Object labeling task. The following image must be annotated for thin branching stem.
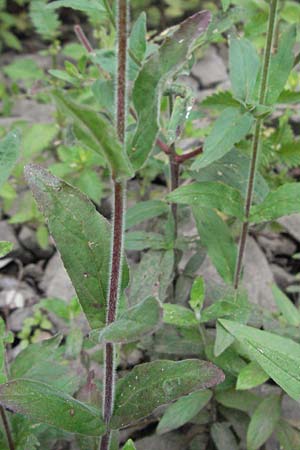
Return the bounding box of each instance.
[234,0,279,290]
[100,1,128,449]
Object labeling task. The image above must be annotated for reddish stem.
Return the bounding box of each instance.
[100,1,128,449]
[0,407,14,450]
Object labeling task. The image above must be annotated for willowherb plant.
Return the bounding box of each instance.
[1,0,300,448]
[0,2,226,449]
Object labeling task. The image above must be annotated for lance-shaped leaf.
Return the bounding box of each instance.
[25,164,128,330]
[192,207,237,284]
[47,0,106,14]
[111,359,224,428]
[167,181,244,219]
[266,26,296,105]
[52,91,133,180]
[157,390,212,434]
[250,183,300,223]
[211,422,239,450]
[192,148,269,204]
[94,297,163,344]
[0,379,105,436]
[0,130,20,189]
[236,361,268,390]
[192,108,254,170]
[125,200,169,230]
[229,37,260,103]
[247,395,281,450]
[219,319,300,401]
[129,10,211,170]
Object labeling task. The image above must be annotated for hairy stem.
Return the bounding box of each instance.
[233,0,278,290]
[0,406,14,450]
[100,1,128,449]
[168,95,179,239]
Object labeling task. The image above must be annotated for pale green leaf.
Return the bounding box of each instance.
[192,148,269,204]
[193,207,237,284]
[0,241,13,258]
[111,359,224,428]
[220,319,300,401]
[125,200,168,230]
[168,181,244,219]
[272,284,300,326]
[267,26,297,105]
[0,131,20,189]
[130,12,147,64]
[250,183,300,223]
[47,0,105,13]
[122,439,136,450]
[192,108,254,170]
[236,361,269,390]
[125,231,168,251]
[189,276,205,317]
[229,37,260,103]
[201,90,240,110]
[94,297,163,344]
[163,303,198,328]
[157,390,212,434]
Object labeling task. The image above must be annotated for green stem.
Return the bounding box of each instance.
[233,0,279,290]
[100,1,128,449]
[103,0,116,28]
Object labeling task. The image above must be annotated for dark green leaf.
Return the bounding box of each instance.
[25,165,128,329]
[129,11,211,170]
[95,297,163,344]
[247,395,281,450]
[52,91,133,180]
[157,390,212,434]
[250,183,300,223]
[220,319,300,401]
[0,379,105,436]
[276,420,300,450]
[229,37,260,103]
[193,208,237,284]
[168,182,244,219]
[111,359,224,428]
[192,108,253,170]
[211,422,239,450]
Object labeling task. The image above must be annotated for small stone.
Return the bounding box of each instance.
[278,214,300,243]
[39,252,75,301]
[192,47,228,87]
